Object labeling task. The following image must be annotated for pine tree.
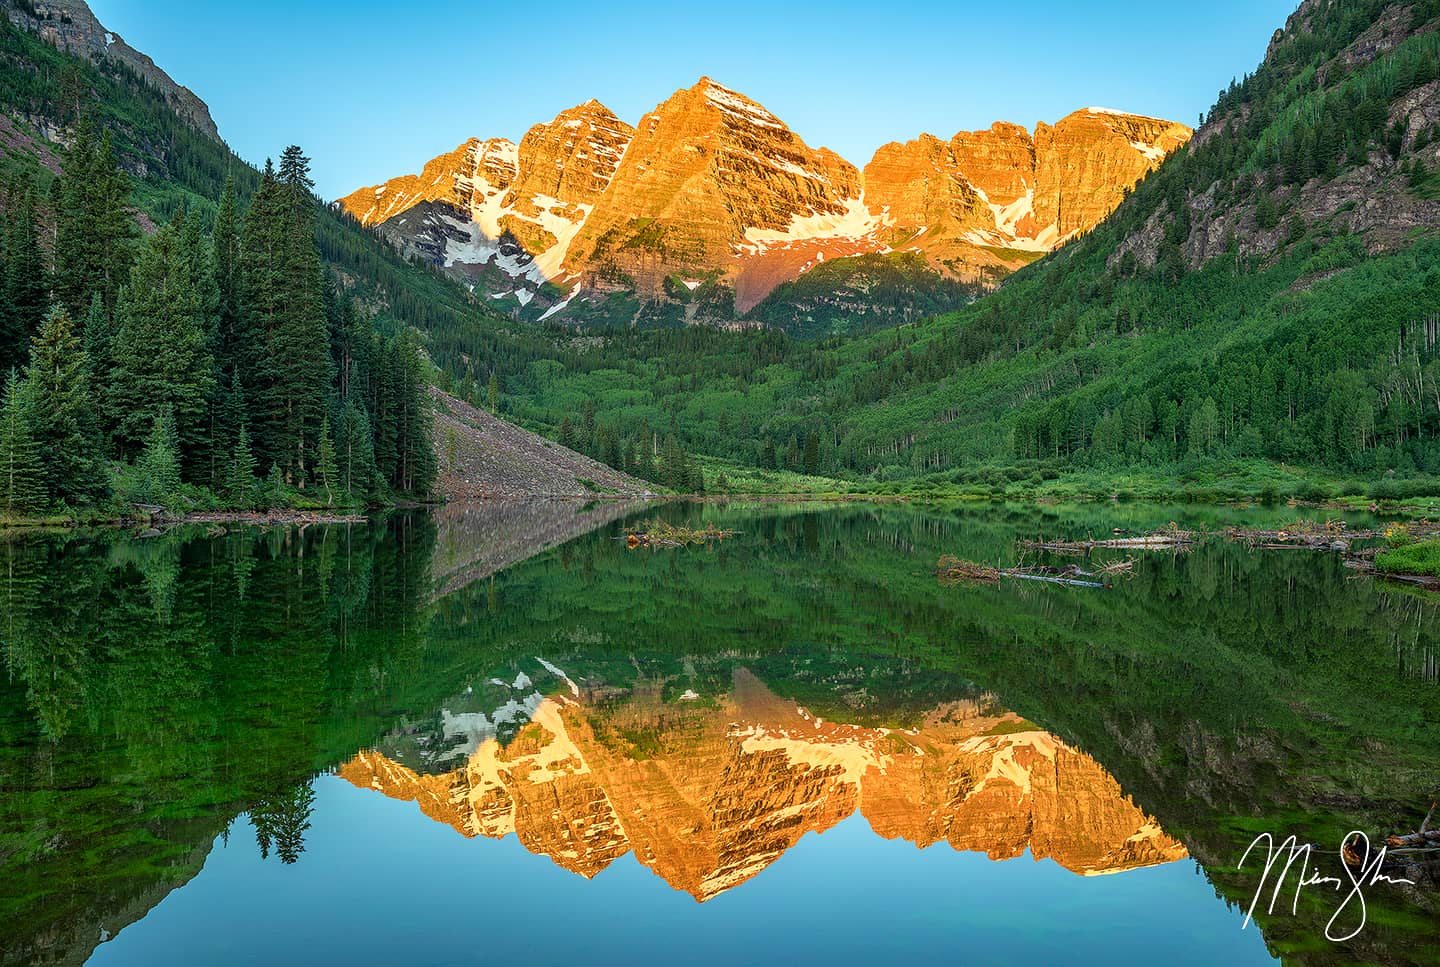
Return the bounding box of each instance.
[0,370,45,516]
[370,335,398,483]
[80,294,112,431]
[53,123,134,319]
[229,423,258,506]
[0,179,48,373]
[267,463,285,507]
[390,330,435,496]
[108,218,216,474]
[488,371,498,413]
[267,146,331,483]
[336,397,378,502]
[210,366,247,491]
[317,414,337,506]
[138,409,181,506]
[213,175,242,351]
[760,438,776,470]
[237,162,284,461]
[23,307,106,504]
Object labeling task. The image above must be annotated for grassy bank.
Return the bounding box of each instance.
[695,456,1440,510]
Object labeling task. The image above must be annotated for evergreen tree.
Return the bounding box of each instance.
[108,218,216,474]
[0,179,48,372]
[390,330,435,496]
[268,146,331,483]
[267,463,285,507]
[488,371,498,413]
[0,370,45,516]
[137,409,181,506]
[53,123,134,318]
[802,431,819,475]
[760,438,776,470]
[336,396,378,502]
[317,414,338,506]
[370,335,398,483]
[213,175,242,351]
[236,162,285,465]
[211,367,247,490]
[229,423,258,506]
[23,307,106,503]
[80,293,112,429]
[1188,398,1222,457]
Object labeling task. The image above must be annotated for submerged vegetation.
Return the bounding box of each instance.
[625,517,735,548]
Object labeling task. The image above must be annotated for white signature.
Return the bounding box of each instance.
[1237,832,1415,942]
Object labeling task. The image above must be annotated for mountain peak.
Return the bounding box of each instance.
[563,97,619,119]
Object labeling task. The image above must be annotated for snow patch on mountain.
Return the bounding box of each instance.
[740,195,890,252]
[702,78,784,131]
[1129,139,1167,162]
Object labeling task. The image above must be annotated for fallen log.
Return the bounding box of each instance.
[937,557,1106,588]
[1019,534,1193,551]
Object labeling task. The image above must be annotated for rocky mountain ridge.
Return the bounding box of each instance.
[2,0,219,139]
[338,79,1191,325]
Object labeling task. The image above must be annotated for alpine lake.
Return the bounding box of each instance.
[1,499,1436,966]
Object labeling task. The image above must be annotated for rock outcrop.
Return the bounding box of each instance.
[4,0,219,140]
[862,110,1192,280]
[338,80,1191,322]
[338,665,1187,899]
[338,102,634,314]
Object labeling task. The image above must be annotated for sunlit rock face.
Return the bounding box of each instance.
[336,84,1190,320]
[336,100,634,310]
[862,109,1193,281]
[337,666,1186,900]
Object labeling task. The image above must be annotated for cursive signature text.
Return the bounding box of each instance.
[1237,831,1414,942]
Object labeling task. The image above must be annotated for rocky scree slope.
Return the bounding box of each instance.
[430,387,653,499]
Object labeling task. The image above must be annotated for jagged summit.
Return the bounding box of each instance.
[338,81,1190,323]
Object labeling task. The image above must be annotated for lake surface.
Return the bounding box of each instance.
[1,501,1436,966]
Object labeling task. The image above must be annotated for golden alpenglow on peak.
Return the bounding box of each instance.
[335,83,1190,323]
[337,667,1187,900]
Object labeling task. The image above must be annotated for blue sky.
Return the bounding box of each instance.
[89,0,1297,201]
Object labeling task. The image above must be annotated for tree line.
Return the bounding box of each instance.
[0,124,434,517]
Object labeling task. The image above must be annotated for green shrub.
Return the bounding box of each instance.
[1374,540,1440,576]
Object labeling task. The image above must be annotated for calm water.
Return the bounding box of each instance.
[1,501,1436,966]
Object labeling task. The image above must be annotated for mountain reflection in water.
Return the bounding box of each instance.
[341,665,1185,899]
[0,500,1434,966]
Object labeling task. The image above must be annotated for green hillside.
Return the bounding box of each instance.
[491,0,1440,498]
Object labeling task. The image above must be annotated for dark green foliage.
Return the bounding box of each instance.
[746,251,980,338]
[0,367,44,514]
[316,415,338,506]
[0,177,47,372]
[228,423,258,506]
[108,216,216,472]
[22,306,104,503]
[1374,539,1440,576]
[137,408,181,506]
[0,17,445,509]
[335,397,378,502]
[52,121,133,319]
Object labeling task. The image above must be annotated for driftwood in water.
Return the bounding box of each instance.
[1019,523,1195,553]
[1227,518,1440,551]
[1362,801,1440,859]
[937,556,1104,588]
[1386,829,1440,848]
